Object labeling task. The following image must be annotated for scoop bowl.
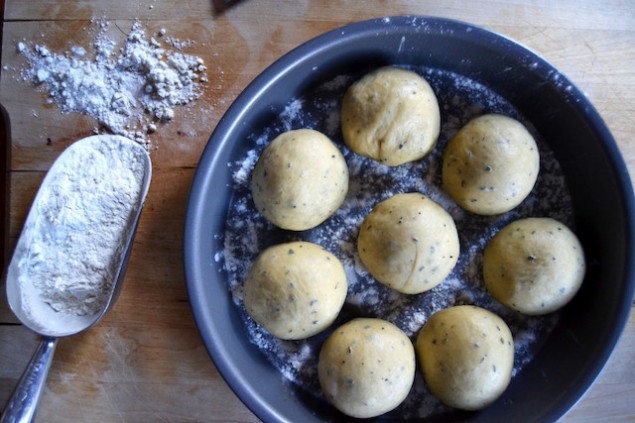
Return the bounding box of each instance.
[1,135,151,422]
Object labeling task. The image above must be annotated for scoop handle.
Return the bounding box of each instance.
[0,337,57,423]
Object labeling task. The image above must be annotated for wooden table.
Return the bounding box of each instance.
[0,1,633,421]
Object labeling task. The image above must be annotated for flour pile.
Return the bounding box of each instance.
[17,20,207,144]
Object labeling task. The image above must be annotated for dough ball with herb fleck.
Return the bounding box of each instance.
[243,241,347,340]
[341,66,440,166]
[318,318,416,418]
[357,193,459,294]
[416,305,514,411]
[442,114,539,215]
[483,217,586,315]
[251,129,349,231]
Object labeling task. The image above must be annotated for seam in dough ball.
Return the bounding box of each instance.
[243,241,348,340]
[416,305,514,411]
[483,217,586,315]
[442,114,540,215]
[251,129,349,231]
[341,66,440,166]
[357,193,459,294]
[318,318,416,418]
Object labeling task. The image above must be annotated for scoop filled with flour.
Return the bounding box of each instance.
[6,135,152,337]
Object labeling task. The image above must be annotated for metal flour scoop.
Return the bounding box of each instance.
[1,135,152,423]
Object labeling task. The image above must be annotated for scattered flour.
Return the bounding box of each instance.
[15,20,207,145]
[10,135,149,334]
[220,66,574,418]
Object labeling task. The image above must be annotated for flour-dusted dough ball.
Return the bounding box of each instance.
[251,129,349,231]
[243,241,347,340]
[357,193,459,294]
[318,318,416,418]
[416,305,514,411]
[442,114,540,215]
[483,217,586,315]
[341,66,440,166]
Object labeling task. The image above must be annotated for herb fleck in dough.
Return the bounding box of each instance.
[251,129,348,231]
[416,305,514,411]
[357,193,459,294]
[318,318,416,418]
[341,66,440,165]
[243,241,347,340]
[483,217,586,315]
[442,114,539,215]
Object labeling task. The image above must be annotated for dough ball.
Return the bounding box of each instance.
[318,318,416,418]
[416,305,514,410]
[357,193,459,294]
[341,66,440,166]
[483,217,586,315]
[243,241,347,340]
[251,129,349,231]
[442,114,540,215]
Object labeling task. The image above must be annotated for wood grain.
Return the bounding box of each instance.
[1,1,634,422]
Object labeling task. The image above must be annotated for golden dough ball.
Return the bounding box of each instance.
[251,129,349,231]
[442,114,539,215]
[357,193,459,294]
[243,241,347,340]
[416,305,514,410]
[341,66,440,166]
[318,318,416,418]
[483,217,586,315]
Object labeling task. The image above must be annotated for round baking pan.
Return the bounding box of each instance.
[184,16,634,422]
